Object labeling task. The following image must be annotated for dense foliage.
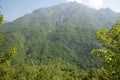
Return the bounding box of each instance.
[1,2,120,69]
[91,20,120,80]
[0,15,107,79]
[0,2,120,80]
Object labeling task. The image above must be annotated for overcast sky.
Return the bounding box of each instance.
[0,0,120,21]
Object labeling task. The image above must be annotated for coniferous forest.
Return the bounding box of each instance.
[0,2,120,80]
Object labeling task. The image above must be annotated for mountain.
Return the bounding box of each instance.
[2,20,9,24]
[1,2,120,69]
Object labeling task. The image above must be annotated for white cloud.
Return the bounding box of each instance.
[68,0,104,9]
[88,0,103,9]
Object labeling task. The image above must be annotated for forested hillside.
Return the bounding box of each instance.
[0,2,120,80]
[1,2,120,70]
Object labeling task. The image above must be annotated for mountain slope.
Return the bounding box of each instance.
[1,2,120,69]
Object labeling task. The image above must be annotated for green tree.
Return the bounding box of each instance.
[0,12,18,80]
[91,20,120,80]
[0,13,39,80]
[0,13,3,44]
[0,13,3,24]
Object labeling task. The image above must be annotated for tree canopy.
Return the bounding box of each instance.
[91,20,120,80]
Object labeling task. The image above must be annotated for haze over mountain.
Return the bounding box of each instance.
[1,2,120,69]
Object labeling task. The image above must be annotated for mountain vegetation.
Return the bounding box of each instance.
[0,2,120,80]
[91,20,120,79]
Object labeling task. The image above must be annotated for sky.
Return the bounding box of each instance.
[0,0,120,21]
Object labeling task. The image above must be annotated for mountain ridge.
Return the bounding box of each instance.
[12,2,120,29]
[1,2,120,69]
